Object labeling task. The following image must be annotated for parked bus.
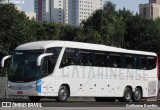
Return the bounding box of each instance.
[1,41,158,102]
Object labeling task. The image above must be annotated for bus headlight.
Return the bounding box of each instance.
[8,85,13,88]
[31,84,36,87]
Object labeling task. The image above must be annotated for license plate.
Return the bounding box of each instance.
[17,91,23,94]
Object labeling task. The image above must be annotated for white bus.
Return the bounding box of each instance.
[1,41,158,102]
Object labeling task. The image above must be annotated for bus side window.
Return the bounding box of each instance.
[78,50,93,66]
[60,48,76,68]
[125,55,134,69]
[137,56,147,70]
[135,57,140,69]
[147,56,156,70]
[42,56,54,75]
[108,54,122,68]
[94,51,107,67]
[42,47,62,75]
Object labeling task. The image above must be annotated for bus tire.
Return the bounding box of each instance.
[132,87,142,102]
[56,86,69,102]
[118,87,132,102]
[29,96,41,102]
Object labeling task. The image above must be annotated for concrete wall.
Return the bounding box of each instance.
[139,4,151,19]
[0,77,28,100]
[153,6,160,19]
[0,77,7,99]
[150,0,160,4]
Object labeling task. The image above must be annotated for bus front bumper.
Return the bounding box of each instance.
[8,87,41,96]
[8,80,42,96]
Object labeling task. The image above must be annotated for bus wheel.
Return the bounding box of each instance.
[132,87,142,102]
[118,87,132,102]
[56,86,69,102]
[29,96,41,102]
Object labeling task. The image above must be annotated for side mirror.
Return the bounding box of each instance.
[37,53,53,66]
[1,55,12,68]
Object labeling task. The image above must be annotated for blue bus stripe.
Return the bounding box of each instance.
[36,79,41,93]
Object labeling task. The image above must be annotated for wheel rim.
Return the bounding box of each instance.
[124,89,131,100]
[134,89,141,100]
[59,87,67,100]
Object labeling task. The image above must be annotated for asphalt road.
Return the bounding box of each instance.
[0,101,160,110]
[41,101,160,107]
[0,100,160,107]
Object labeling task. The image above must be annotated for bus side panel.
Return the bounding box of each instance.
[53,66,158,98]
[55,66,121,97]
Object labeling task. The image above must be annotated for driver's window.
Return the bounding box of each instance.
[60,48,76,68]
[42,47,62,76]
[42,56,54,75]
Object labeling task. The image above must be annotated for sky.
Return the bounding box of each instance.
[17,0,149,14]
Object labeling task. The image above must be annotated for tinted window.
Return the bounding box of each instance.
[46,47,62,57]
[78,50,93,66]
[9,50,44,82]
[141,57,147,69]
[94,51,108,67]
[135,57,140,69]
[60,48,76,68]
[125,55,135,69]
[108,54,122,68]
[42,47,62,75]
[147,56,156,70]
[42,56,54,75]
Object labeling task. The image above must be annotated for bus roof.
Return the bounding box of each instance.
[15,40,156,56]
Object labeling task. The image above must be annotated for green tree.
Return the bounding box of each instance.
[123,14,160,53]
[154,17,160,30]
[74,27,86,42]
[0,0,4,3]
[0,3,34,54]
[59,24,76,41]
[82,1,125,47]
[0,3,36,76]
[34,21,61,40]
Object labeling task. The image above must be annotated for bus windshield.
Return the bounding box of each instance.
[9,50,44,82]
